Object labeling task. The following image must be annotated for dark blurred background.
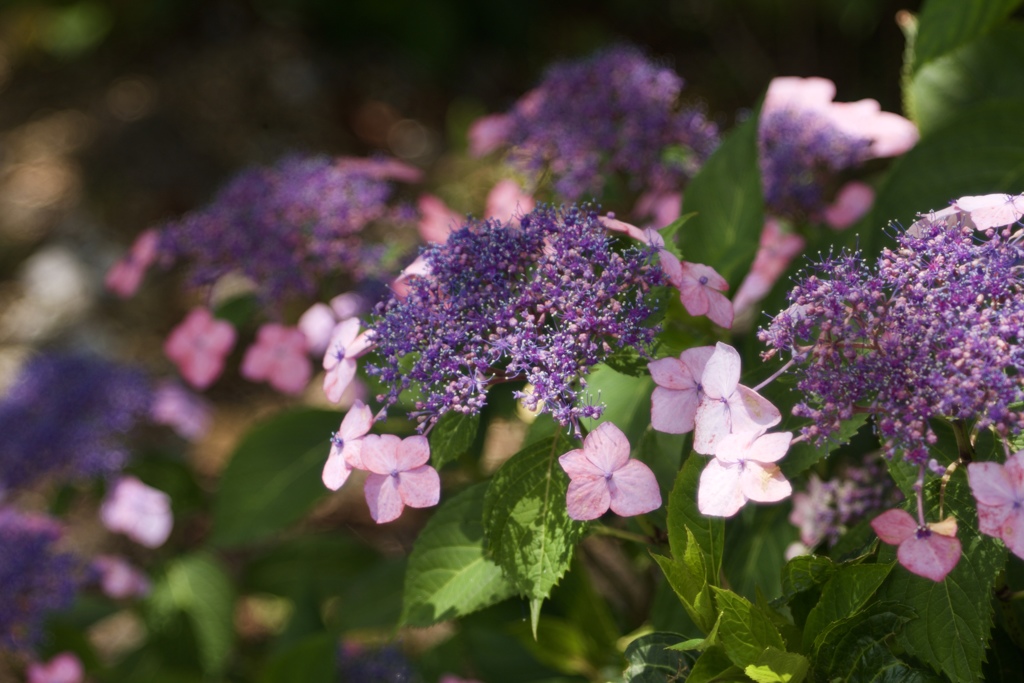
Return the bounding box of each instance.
[0,0,918,385]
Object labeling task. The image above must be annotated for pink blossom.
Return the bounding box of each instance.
[322,318,373,403]
[105,228,159,298]
[298,302,339,356]
[100,476,173,548]
[648,346,716,434]
[967,451,1024,559]
[440,677,483,683]
[322,400,375,491]
[330,292,367,320]
[164,308,236,390]
[871,509,961,582]
[692,342,781,455]
[697,431,793,517]
[823,181,875,230]
[467,113,513,156]
[633,191,682,229]
[953,192,1024,230]
[598,215,665,247]
[391,255,432,301]
[558,422,662,521]
[485,179,535,221]
[335,156,423,183]
[150,381,211,440]
[417,193,461,244]
[26,652,84,683]
[241,323,313,395]
[92,555,151,599]
[732,219,806,317]
[672,261,734,329]
[359,434,441,523]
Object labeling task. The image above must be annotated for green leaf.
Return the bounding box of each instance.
[210,408,341,547]
[878,474,1007,682]
[257,633,336,683]
[623,632,697,683]
[241,534,381,601]
[679,114,764,287]
[402,482,516,626]
[780,414,869,479]
[512,616,610,678]
[325,555,408,631]
[580,364,655,447]
[686,644,748,683]
[745,647,809,683]
[148,552,235,675]
[429,411,481,470]
[668,454,724,586]
[907,22,1024,135]
[779,555,835,602]
[652,552,716,634]
[803,563,893,652]
[867,101,1024,232]
[722,504,797,601]
[909,0,1022,74]
[712,588,786,668]
[481,433,586,634]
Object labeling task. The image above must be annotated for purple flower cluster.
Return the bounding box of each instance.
[156,155,417,307]
[478,45,719,201]
[759,215,1024,463]
[0,509,80,652]
[0,353,151,491]
[336,643,420,683]
[367,204,665,429]
[789,455,901,549]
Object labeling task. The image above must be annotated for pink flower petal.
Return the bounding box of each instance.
[823,181,874,230]
[322,450,353,491]
[739,462,792,503]
[467,113,513,156]
[486,179,534,221]
[700,343,741,400]
[697,458,746,517]
[100,476,173,548]
[323,319,360,370]
[394,435,431,471]
[582,422,631,473]
[728,385,783,437]
[27,653,84,683]
[397,465,441,509]
[693,399,731,456]
[559,448,598,479]
[648,357,693,390]
[897,531,961,582]
[954,193,1024,230]
[608,460,662,516]
[338,400,374,441]
[365,473,405,523]
[358,434,401,475]
[299,303,338,356]
[633,191,682,229]
[998,509,1024,559]
[870,508,917,545]
[650,386,700,434]
[565,474,612,521]
[418,193,461,244]
[703,288,735,329]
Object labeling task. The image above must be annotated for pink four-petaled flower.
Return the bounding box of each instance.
[967,451,1024,559]
[164,307,237,390]
[26,652,84,683]
[648,346,716,435]
[558,422,662,521]
[697,431,793,517]
[100,476,173,548]
[322,318,373,403]
[359,434,441,524]
[661,257,734,329]
[322,400,375,491]
[241,323,313,395]
[870,508,961,582]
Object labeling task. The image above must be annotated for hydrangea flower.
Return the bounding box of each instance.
[164,307,237,390]
[100,476,173,548]
[732,218,806,319]
[323,318,373,404]
[668,260,733,329]
[241,323,313,395]
[871,509,961,582]
[697,431,793,517]
[26,652,84,683]
[470,45,719,201]
[366,204,665,431]
[150,154,418,308]
[0,353,151,490]
[91,555,151,599]
[558,422,662,520]
[967,450,1024,559]
[648,346,715,434]
[358,434,440,524]
[758,76,918,225]
[0,509,80,652]
[149,381,211,441]
[759,200,1024,463]
[322,400,374,491]
[105,228,159,298]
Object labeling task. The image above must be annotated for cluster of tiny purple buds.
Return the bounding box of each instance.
[758,108,871,221]
[336,642,420,682]
[790,454,902,548]
[0,353,151,491]
[155,154,416,309]
[0,508,80,652]
[759,214,1024,464]
[495,45,719,201]
[366,204,665,432]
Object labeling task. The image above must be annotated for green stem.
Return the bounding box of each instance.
[591,524,654,546]
[950,418,974,464]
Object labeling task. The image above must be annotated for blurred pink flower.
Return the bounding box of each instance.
[693,342,781,455]
[440,677,483,683]
[323,318,373,403]
[968,450,1024,559]
[732,219,806,317]
[26,652,84,683]
[100,476,173,548]
[871,509,961,582]
[335,156,423,183]
[633,191,682,229]
[241,323,313,395]
[823,181,875,230]
[105,228,159,298]
[467,113,513,156]
[558,422,661,520]
[648,346,716,434]
[150,381,211,440]
[322,400,375,491]
[298,303,339,356]
[164,308,236,390]
[698,431,792,517]
[598,214,665,247]
[485,179,535,221]
[92,554,151,599]
[417,193,462,244]
[359,434,440,523]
